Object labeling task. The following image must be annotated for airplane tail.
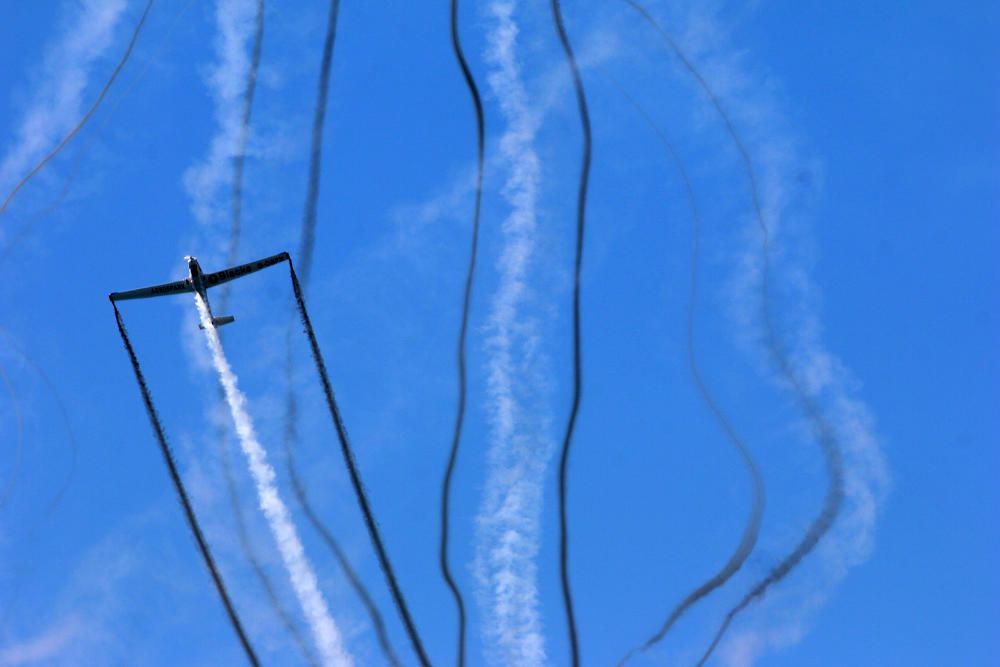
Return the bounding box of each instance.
[199,315,236,329]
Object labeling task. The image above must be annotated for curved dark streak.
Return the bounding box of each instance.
[549,2,592,665]
[0,328,78,523]
[0,0,155,217]
[0,0,199,264]
[439,1,486,666]
[0,363,24,512]
[298,0,342,288]
[607,82,764,667]
[110,300,260,666]
[618,3,846,663]
[285,447,402,667]
[284,256,433,667]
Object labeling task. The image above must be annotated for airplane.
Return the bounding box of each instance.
[109,252,289,328]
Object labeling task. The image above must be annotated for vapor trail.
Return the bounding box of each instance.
[439,0,486,665]
[284,257,432,667]
[298,0,342,286]
[550,1,592,664]
[609,83,764,666]
[195,294,353,667]
[110,300,260,666]
[619,3,847,663]
[474,2,551,665]
[0,0,154,217]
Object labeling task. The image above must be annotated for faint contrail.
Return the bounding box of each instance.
[618,3,847,663]
[1,0,199,263]
[438,0,486,665]
[195,293,354,667]
[0,363,24,513]
[549,1,592,664]
[609,82,764,667]
[0,0,154,217]
[298,0,342,286]
[474,2,551,665]
[0,327,78,525]
[110,300,260,666]
[284,257,432,667]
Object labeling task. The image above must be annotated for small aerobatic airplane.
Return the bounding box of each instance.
[109,252,288,327]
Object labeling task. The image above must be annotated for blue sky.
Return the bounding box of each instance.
[0,1,996,666]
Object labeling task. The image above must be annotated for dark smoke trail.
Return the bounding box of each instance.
[608,82,764,667]
[0,363,24,512]
[619,3,846,662]
[283,255,433,667]
[0,0,155,217]
[438,0,486,665]
[110,299,260,667]
[549,1,592,664]
[298,0,342,286]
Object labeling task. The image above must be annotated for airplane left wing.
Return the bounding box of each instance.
[202,252,288,289]
[110,279,193,302]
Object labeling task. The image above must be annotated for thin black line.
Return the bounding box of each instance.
[0,0,155,217]
[110,300,260,666]
[550,2,592,665]
[298,0,342,287]
[439,1,486,665]
[285,256,433,667]
[608,80,765,667]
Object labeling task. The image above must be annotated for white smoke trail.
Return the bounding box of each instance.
[0,0,127,196]
[474,3,553,665]
[194,294,353,667]
[183,0,257,231]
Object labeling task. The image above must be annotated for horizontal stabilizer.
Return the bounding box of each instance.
[198,315,236,329]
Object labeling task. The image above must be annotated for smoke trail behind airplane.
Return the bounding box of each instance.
[473,2,552,665]
[194,294,353,667]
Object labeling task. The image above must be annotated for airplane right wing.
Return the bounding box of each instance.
[202,252,288,289]
[110,278,193,302]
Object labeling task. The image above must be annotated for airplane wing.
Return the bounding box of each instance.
[202,252,288,289]
[110,279,193,302]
